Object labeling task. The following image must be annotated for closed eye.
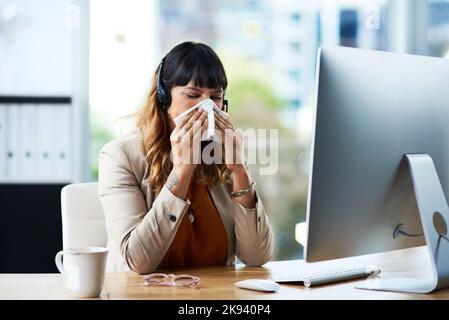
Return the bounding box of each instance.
[187,94,221,100]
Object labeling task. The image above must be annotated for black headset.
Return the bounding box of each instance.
[156,57,229,112]
[156,57,171,109]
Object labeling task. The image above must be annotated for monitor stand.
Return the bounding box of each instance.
[356,153,449,293]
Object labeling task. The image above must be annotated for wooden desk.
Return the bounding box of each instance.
[1,246,448,300]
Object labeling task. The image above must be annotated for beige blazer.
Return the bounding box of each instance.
[98,134,274,274]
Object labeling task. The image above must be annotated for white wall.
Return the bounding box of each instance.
[0,0,72,95]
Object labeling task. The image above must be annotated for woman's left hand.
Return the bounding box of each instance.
[214,113,246,174]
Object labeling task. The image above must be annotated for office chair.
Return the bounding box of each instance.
[60,182,108,252]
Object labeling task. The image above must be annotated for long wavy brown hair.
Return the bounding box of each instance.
[135,42,231,194]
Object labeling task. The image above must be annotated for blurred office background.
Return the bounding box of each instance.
[1,0,449,272]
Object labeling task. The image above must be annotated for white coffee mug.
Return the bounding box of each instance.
[55,247,108,298]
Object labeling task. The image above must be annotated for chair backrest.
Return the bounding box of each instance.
[60,182,107,249]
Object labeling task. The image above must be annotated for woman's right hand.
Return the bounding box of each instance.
[166,109,208,199]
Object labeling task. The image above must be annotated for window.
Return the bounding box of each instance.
[288,69,300,81]
[290,13,301,24]
[89,0,446,261]
[427,0,449,57]
[290,99,301,109]
[290,41,301,52]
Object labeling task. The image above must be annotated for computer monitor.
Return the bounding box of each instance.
[304,46,449,293]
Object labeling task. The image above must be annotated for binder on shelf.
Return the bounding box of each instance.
[18,104,37,180]
[53,104,71,181]
[0,106,6,180]
[36,104,55,181]
[4,105,19,180]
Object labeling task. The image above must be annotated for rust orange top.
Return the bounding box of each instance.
[159,179,229,269]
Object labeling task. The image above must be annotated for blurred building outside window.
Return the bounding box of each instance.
[89,0,449,261]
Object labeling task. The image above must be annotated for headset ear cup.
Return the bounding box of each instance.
[160,82,171,107]
[157,87,168,108]
[156,58,171,109]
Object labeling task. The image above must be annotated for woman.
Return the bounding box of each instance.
[98,41,274,274]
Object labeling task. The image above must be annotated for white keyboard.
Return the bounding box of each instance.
[271,266,381,288]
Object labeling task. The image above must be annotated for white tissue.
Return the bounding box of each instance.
[173,99,228,141]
